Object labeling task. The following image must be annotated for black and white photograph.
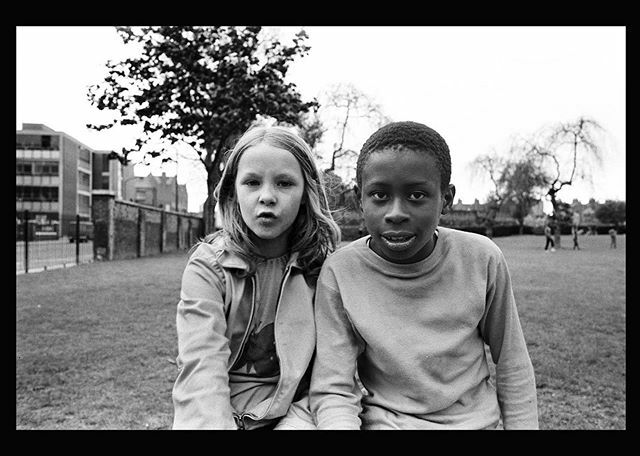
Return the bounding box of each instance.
[16,25,625,430]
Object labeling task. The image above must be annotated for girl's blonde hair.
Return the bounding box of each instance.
[203,125,341,277]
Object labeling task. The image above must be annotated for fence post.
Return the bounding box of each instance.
[137,209,142,258]
[177,215,181,250]
[24,209,29,273]
[160,209,165,254]
[75,214,80,265]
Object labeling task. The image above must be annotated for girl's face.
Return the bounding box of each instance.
[359,147,454,264]
[235,143,305,258]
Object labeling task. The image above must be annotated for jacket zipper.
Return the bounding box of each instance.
[229,276,257,370]
[238,265,292,423]
[234,413,246,430]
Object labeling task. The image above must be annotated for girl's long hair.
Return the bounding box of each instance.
[202,125,341,277]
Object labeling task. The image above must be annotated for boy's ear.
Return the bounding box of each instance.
[440,184,456,215]
[353,185,363,212]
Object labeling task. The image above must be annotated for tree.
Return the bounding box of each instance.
[87,26,318,233]
[595,200,626,227]
[319,83,391,178]
[523,116,605,247]
[469,153,511,238]
[297,109,327,158]
[502,158,548,234]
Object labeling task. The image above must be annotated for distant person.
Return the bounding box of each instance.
[572,226,580,250]
[609,226,617,249]
[309,121,538,429]
[544,223,556,252]
[171,126,341,430]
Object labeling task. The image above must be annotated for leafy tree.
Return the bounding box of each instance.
[595,200,626,227]
[297,109,327,158]
[87,26,318,233]
[503,158,548,234]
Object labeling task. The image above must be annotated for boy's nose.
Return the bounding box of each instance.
[384,199,409,224]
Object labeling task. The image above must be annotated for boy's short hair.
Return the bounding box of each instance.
[356,121,452,191]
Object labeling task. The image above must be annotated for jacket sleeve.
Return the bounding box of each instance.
[480,249,539,430]
[171,245,237,430]
[309,265,364,430]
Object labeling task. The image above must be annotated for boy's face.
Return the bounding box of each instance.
[358,147,454,264]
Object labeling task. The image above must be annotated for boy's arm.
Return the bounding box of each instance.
[172,247,237,430]
[310,267,364,430]
[480,251,539,430]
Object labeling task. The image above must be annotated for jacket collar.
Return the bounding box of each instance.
[212,235,302,272]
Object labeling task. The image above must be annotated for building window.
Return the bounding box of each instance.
[33,161,59,175]
[16,161,33,175]
[16,134,60,150]
[78,170,91,188]
[78,194,91,214]
[16,185,59,202]
[79,148,91,164]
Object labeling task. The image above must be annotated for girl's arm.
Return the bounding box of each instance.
[172,245,236,430]
[309,267,364,430]
[480,250,539,430]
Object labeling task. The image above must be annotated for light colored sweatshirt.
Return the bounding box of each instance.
[309,227,538,430]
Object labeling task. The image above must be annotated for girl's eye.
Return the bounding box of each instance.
[244,180,260,186]
[408,192,426,201]
[278,181,294,188]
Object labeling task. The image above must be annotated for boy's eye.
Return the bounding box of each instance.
[370,192,388,200]
[408,192,426,201]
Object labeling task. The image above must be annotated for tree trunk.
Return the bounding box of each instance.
[549,190,561,248]
[203,160,223,236]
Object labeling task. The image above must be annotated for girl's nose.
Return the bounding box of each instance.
[258,185,276,205]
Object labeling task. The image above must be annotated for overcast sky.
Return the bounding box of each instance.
[16,26,625,213]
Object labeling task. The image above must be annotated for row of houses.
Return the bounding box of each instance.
[441,197,603,231]
[16,123,193,239]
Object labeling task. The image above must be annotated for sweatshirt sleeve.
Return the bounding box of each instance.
[171,245,237,430]
[480,249,539,430]
[309,264,364,430]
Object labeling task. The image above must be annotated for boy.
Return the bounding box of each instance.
[309,121,538,429]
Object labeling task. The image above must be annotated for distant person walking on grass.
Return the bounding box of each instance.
[572,226,580,250]
[171,126,341,430]
[544,223,555,252]
[609,226,617,249]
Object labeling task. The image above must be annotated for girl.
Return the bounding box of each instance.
[172,125,341,430]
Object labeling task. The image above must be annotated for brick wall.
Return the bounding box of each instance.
[92,193,204,261]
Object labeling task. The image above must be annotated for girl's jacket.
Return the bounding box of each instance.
[171,238,316,429]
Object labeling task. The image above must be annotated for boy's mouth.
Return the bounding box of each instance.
[380,232,416,251]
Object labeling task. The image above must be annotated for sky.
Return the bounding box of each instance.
[16,26,626,213]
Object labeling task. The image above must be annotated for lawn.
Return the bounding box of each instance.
[15,233,625,429]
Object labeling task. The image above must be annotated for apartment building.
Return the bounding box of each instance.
[16,123,97,237]
[17,123,190,241]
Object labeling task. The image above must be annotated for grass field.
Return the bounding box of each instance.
[15,233,625,429]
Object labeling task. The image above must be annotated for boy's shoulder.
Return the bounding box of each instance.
[439,226,503,257]
[325,236,370,265]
